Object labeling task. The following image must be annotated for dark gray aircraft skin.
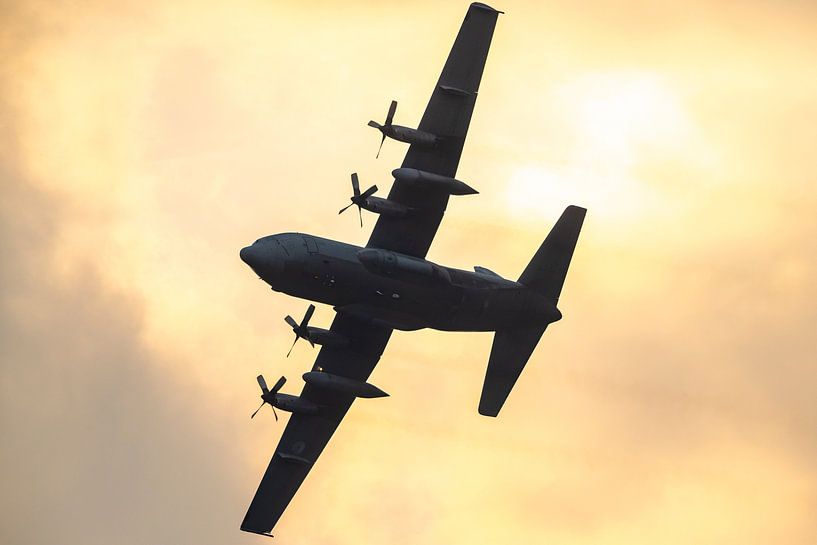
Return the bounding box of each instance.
[240,233,563,333]
[239,2,586,537]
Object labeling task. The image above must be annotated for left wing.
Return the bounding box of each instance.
[241,314,392,535]
[366,3,501,258]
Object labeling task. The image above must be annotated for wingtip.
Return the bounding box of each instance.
[240,526,275,538]
[470,2,504,14]
[478,405,500,417]
[565,204,588,217]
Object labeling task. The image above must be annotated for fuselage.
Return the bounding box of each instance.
[240,233,561,332]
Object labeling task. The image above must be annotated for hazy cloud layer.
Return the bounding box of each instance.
[2,1,816,545]
[1,103,248,545]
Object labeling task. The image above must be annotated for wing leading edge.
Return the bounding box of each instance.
[367,3,501,258]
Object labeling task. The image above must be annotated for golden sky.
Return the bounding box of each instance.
[2,1,816,544]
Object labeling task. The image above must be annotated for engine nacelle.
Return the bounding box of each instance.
[392,168,478,195]
[388,125,438,147]
[357,248,451,284]
[305,327,350,349]
[273,393,320,415]
[364,196,412,218]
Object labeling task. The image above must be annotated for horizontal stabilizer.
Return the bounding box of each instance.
[478,324,547,417]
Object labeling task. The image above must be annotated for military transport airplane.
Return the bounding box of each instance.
[239,2,586,536]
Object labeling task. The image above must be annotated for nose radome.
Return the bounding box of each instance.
[241,237,287,281]
[240,244,260,267]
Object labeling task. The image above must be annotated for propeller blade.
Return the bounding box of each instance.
[284,315,299,329]
[367,120,381,129]
[257,375,269,394]
[250,400,266,419]
[376,133,386,159]
[271,375,287,393]
[360,185,378,199]
[338,202,354,215]
[301,304,315,328]
[286,334,299,357]
[351,173,360,197]
[385,100,397,126]
[272,405,278,422]
[358,204,363,228]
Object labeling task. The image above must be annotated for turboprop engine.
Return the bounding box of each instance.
[338,173,413,227]
[250,375,320,421]
[284,304,350,357]
[368,100,438,157]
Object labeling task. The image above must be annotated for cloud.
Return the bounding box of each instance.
[0,72,245,545]
[2,1,816,545]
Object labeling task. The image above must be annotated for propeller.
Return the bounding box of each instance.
[284,304,317,357]
[251,374,287,420]
[338,173,378,227]
[367,100,397,158]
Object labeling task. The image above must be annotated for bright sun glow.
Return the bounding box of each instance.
[506,71,692,222]
[568,71,689,166]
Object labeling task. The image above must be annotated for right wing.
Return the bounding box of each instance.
[366,3,502,258]
[241,313,392,536]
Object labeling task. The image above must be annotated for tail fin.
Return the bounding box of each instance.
[518,205,586,302]
[477,205,586,417]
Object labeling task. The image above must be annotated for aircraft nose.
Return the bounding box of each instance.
[240,244,261,268]
[240,237,287,281]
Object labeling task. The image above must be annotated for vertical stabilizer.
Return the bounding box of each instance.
[518,205,586,302]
